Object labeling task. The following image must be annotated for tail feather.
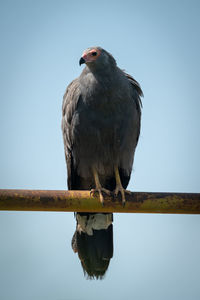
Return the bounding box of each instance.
[72,213,113,279]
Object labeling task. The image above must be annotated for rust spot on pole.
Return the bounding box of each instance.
[0,189,200,214]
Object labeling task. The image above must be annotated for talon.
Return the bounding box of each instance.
[99,191,104,206]
[116,188,131,205]
[114,166,131,206]
[91,166,111,205]
[90,188,111,206]
[90,189,96,197]
[101,188,111,195]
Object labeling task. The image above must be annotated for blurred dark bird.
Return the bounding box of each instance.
[62,46,143,279]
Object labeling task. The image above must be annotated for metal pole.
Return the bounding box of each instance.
[0,189,200,214]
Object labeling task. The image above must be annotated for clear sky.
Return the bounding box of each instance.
[0,0,200,299]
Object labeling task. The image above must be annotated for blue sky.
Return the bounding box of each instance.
[0,1,200,299]
[1,0,200,192]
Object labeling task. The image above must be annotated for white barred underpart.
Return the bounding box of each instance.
[76,213,112,236]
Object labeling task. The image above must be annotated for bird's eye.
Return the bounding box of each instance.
[91,51,97,56]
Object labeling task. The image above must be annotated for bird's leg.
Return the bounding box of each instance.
[90,166,111,205]
[114,166,131,206]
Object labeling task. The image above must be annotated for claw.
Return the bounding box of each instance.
[91,166,111,206]
[114,165,131,207]
[90,188,111,206]
[114,187,131,206]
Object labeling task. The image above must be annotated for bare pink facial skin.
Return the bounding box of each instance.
[81,48,101,64]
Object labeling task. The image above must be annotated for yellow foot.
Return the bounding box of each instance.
[114,186,131,206]
[90,188,111,206]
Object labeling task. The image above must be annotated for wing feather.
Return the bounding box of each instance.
[123,71,143,109]
[124,71,143,144]
[118,71,143,188]
[62,78,81,189]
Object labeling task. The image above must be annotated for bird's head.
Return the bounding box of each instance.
[79,47,101,65]
[79,46,116,69]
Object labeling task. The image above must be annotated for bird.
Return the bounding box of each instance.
[62,46,143,279]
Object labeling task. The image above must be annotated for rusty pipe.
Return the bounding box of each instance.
[0,189,200,214]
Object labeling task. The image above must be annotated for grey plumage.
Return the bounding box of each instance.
[62,46,143,279]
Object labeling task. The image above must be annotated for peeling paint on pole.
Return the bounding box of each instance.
[0,189,200,214]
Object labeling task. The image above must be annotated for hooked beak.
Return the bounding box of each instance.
[79,57,85,66]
